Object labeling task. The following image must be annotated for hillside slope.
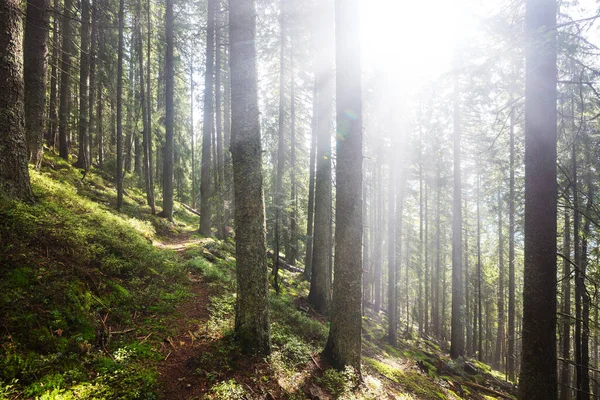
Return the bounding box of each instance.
[0,156,516,399]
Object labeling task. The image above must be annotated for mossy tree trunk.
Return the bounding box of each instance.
[0,0,34,201]
[229,0,271,356]
[323,0,363,373]
[518,0,558,396]
[24,0,50,168]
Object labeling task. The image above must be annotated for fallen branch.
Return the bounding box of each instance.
[462,381,514,400]
[181,203,201,217]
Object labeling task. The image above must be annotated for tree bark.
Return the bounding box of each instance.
[450,66,464,359]
[494,187,505,369]
[388,156,396,345]
[229,0,271,356]
[116,0,125,209]
[324,0,362,372]
[162,0,174,219]
[200,0,216,234]
[308,0,334,315]
[304,83,317,280]
[518,0,558,396]
[58,0,72,160]
[24,0,50,167]
[0,0,34,201]
[74,0,90,169]
[508,103,516,380]
[560,208,571,400]
[47,0,59,149]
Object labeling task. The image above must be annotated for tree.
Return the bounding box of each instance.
[450,65,464,359]
[388,154,396,345]
[162,0,174,220]
[518,0,558,397]
[308,0,334,315]
[200,0,216,235]
[23,0,50,167]
[116,0,125,210]
[229,0,271,356]
[323,0,362,372]
[74,0,91,169]
[58,0,72,160]
[0,0,34,201]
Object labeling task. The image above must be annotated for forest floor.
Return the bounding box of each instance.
[0,154,518,399]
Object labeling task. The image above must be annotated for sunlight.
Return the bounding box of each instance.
[360,0,484,90]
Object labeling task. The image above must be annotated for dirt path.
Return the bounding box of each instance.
[153,232,215,400]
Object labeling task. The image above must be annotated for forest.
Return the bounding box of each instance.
[0,0,598,398]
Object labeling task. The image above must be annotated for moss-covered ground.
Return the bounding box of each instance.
[0,154,516,399]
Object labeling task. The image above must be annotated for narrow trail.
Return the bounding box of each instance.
[153,231,215,400]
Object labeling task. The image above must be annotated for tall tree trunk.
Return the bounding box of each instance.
[508,104,516,380]
[137,0,155,214]
[273,0,286,293]
[0,0,34,201]
[304,83,318,280]
[162,0,174,220]
[424,168,429,335]
[450,67,464,359]
[229,0,270,356]
[388,157,396,345]
[288,50,298,265]
[580,142,593,399]
[146,0,155,214]
[324,0,362,372]
[308,0,334,315]
[560,208,571,400]
[190,64,196,209]
[418,140,424,335]
[24,0,50,167]
[494,187,505,368]
[518,0,558,396]
[74,0,90,169]
[374,148,382,312]
[433,164,441,339]
[573,137,584,400]
[477,166,483,361]
[200,0,216,234]
[58,0,72,160]
[116,0,125,209]
[47,0,59,149]
[465,198,471,355]
[215,3,225,239]
[88,0,98,165]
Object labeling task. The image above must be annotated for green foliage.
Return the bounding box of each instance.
[316,367,359,398]
[0,158,187,396]
[205,379,247,400]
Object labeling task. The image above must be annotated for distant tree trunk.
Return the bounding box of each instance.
[424,169,429,335]
[450,67,464,359]
[464,198,471,355]
[97,81,104,166]
[88,0,98,164]
[162,0,174,220]
[116,0,125,209]
[223,40,233,226]
[494,187,505,368]
[190,65,196,209]
[507,105,516,380]
[560,208,571,400]
[573,137,584,400]
[324,0,362,372]
[215,4,225,239]
[146,0,155,214]
[0,0,34,201]
[374,149,382,312]
[229,0,270,356]
[200,0,216,235]
[74,0,90,170]
[433,164,441,339]
[288,51,298,265]
[518,0,557,396]
[24,0,50,167]
[58,0,72,160]
[304,83,317,280]
[137,0,155,214]
[308,0,334,315]
[47,0,59,149]
[388,157,396,345]
[418,141,424,335]
[477,166,483,361]
[272,0,286,293]
[580,142,593,399]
